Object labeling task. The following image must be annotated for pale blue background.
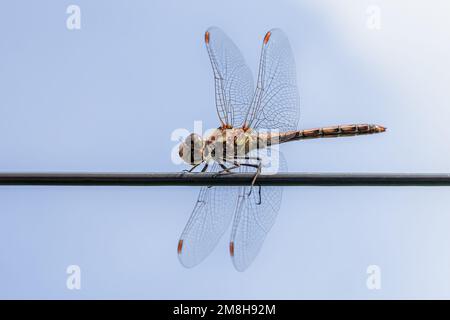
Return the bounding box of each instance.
[1,0,450,299]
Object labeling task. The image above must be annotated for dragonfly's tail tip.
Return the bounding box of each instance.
[373,124,387,133]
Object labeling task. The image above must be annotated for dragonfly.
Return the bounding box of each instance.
[177,27,386,271]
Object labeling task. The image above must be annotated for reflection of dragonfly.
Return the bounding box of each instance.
[177,27,386,271]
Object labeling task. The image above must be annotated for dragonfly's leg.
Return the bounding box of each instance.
[201,163,209,172]
[218,161,242,173]
[234,156,262,161]
[256,185,262,205]
[211,162,229,178]
[251,160,262,186]
[235,155,263,185]
[182,162,202,173]
[239,156,263,185]
[237,160,262,197]
[213,161,240,176]
[198,163,214,188]
[238,163,259,169]
[216,157,259,177]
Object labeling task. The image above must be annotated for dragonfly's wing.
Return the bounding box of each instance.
[229,151,287,271]
[178,163,240,268]
[245,29,300,132]
[228,29,299,271]
[205,27,254,127]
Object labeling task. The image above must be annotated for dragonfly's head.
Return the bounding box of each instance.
[179,133,204,165]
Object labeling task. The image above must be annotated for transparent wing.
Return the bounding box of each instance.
[229,29,299,271]
[177,162,240,268]
[245,29,300,131]
[229,150,287,271]
[205,27,254,127]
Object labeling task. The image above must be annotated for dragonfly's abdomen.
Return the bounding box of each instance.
[276,124,386,144]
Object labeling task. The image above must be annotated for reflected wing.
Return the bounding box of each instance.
[245,29,300,131]
[205,27,254,127]
[178,163,240,268]
[229,151,287,271]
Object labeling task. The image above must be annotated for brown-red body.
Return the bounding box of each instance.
[195,123,386,164]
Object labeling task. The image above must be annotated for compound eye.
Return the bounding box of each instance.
[178,144,185,159]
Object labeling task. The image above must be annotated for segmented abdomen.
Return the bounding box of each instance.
[266,124,386,144]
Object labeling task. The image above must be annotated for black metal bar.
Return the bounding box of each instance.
[0,172,450,186]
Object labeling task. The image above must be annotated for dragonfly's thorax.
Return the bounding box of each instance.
[203,127,259,162]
